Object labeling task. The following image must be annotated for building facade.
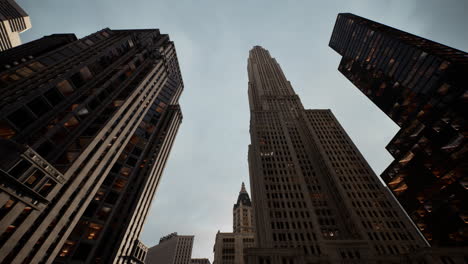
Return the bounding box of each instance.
[213,183,255,264]
[146,233,194,264]
[191,258,211,264]
[0,33,77,69]
[329,13,468,247]
[0,28,183,264]
[245,46,431,263]
[0,0,32,51]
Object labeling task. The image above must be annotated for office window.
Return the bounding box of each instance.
[0,120,16,139]
[27,96,51,117]
[8,159,32,178]
[7,107,35,130]
[56,80,74,97]
[24,169,45,188]
[38,179,57,197]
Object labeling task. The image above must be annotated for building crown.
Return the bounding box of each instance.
[234,182,251,209]
[240,182,247,193]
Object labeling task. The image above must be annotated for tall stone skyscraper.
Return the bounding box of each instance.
[245,46,429,263]
[213,183,255,264]
[0,28,183,264]
[329,13,467,247]
[0,0,32,51]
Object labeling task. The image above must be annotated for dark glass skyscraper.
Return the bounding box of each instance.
[329,13,467,247]
[0,28,183,264]
[245,46,428,263]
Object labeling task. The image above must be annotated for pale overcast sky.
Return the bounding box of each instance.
[19,0,468,261]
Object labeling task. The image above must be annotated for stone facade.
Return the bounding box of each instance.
[0,28,183,264]
[245,46,431,263]
[213,183,255,264]
[233,183,255,234]
[146,233,194,264]
[0,0,31,51]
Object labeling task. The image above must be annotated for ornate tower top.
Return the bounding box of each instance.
[240,182,247,193]
[233,182,254,233]
[234,182,252,209]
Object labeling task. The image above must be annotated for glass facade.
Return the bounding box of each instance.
[329,13,467,247]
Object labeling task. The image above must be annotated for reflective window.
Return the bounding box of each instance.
[59,240,76,257]
[28,62,45,71]
[56,80,74,97]
[97,206,111,221]
[24,170,45,188]
[7,107,35,129]
[38,179,56,197]
[113,179,127,191]
[8,159,32,178]
[119,166,131,177]
[27,96,51,117]
[0,120,16,139]
[64,115,80,131]
[16,67,34,77]
[44,88,64,106]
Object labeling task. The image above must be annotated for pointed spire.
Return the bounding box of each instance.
[240,182,247,193]
[234,182,252,209]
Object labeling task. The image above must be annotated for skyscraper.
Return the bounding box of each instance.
[146,233,194,264]
[0,0,32,51]
[329,13,467,247]
[0,28,183,264]
[213,183,255,264]
[245,46,429,263]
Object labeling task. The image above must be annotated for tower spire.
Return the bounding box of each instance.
[240,182,247,193]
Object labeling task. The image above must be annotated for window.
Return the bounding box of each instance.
[97,206,111,221]
[126,157,137,166]
[83,201,99,217]
[120,166,132,177]
[0,200,15,220]
[59,240,76,258]
[56,80,74,97]
[94,190,105,201]
[44,88,64,106]
[84,39,94,46]
[0,72,21,85]
[64,115,80,131]
[80,67,93,81]
[36,140,54,158]
[28,62,45,71]
[7,107,35,130]
[16,67,34,77]
[24,170,45,188]
[38,180,56,197]
[9,159,31,178]
[72,242,92,260]
[131,147,142,156]
[113,179,127,191]
[27,96,51,117]
[441,256,455,264]
[50,126,69,145]
[105,191,119,205]
[0,120,16,139]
